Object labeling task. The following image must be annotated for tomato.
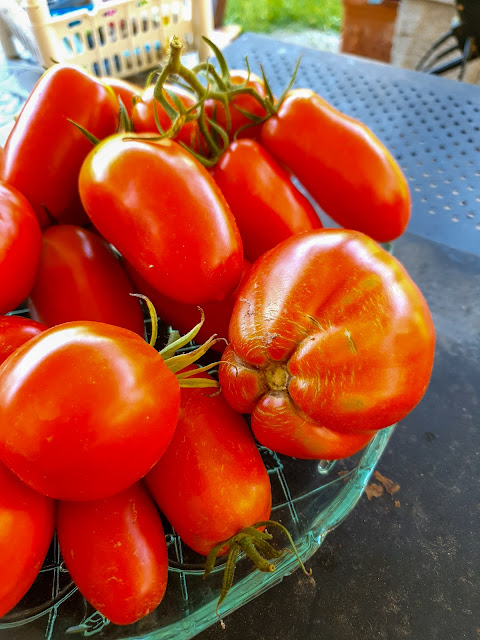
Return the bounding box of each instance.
[0,321,180,500]
[205,70,267,140]
[27,225,145,336]
[131,83,203,151]
[212,139,322,261]
[219,229,435,460]
[1,64,119,228]
[125,258,251,353]
[0,461,55,618]
[103,76,142,118]
[145,369,271,556]
[79,134,243,305]
[260,89,411,243]
[0,181,42,315]
[57,483,168,625]
[0,315,46,366]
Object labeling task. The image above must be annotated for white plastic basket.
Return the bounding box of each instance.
[0,0,213,77]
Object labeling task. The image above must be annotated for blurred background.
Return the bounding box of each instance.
[1,0,479,86]
[217,0,480,84]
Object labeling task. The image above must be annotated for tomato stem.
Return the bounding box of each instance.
[203,519,313,612]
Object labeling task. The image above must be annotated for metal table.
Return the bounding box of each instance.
[195,33,480,640]
[1,32,479,640]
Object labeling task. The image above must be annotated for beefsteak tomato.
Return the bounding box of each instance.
[219,229,435,459]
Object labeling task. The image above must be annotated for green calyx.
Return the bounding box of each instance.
[136,35,302,167]
[203,520,314,612]
[132,294,220,390]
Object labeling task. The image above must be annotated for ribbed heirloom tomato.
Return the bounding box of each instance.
[0,321,180,501]
[219,229,435,460]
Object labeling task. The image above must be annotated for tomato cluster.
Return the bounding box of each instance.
[0,36,435,628]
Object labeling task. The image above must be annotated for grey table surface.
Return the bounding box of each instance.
[1,32,479,640]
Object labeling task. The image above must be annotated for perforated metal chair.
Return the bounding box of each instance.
[415,0,480,80]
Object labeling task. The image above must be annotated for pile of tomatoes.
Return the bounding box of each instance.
[0,36,435,628]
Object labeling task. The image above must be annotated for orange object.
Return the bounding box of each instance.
[341,0,400,63]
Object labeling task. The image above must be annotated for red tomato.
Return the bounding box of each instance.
[1,64,119,228]
[212,139,322,261]
[260,89,411,243]
[57,483,168,625]
[103,76,142,118]
[0,315,47,365]
[79,134,243,305]
[0,181,42,315]
[27,225,145,336]
[125,258,251,353]
[145,369,271,556]
[0,461,55,618]
[131,83,203,151]
[205,70,267,140]
[0,321,180,500]
[219,229,435,460]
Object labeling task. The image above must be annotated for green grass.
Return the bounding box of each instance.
[224,0,342,34]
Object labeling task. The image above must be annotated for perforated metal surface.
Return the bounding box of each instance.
[224,34,480,257]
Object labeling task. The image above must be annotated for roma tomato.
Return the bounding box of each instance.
[0,321,180,500]
[125,258,252,353]
[0,181,42,315]
[131,83,203,151]
[103,76,141,118]
[1,64,119,227]
[145,369,271,556]
[0,461,55,618]
[57,483,168,625]
[219,229,435,460]
[79,135,243,305]
[260,89,411,243]
[205,70,267,140]
[212,139,322,261]
[0,315,46,366]
[27,225,145,336]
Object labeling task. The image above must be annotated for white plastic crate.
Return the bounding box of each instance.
[0,0,213,77]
